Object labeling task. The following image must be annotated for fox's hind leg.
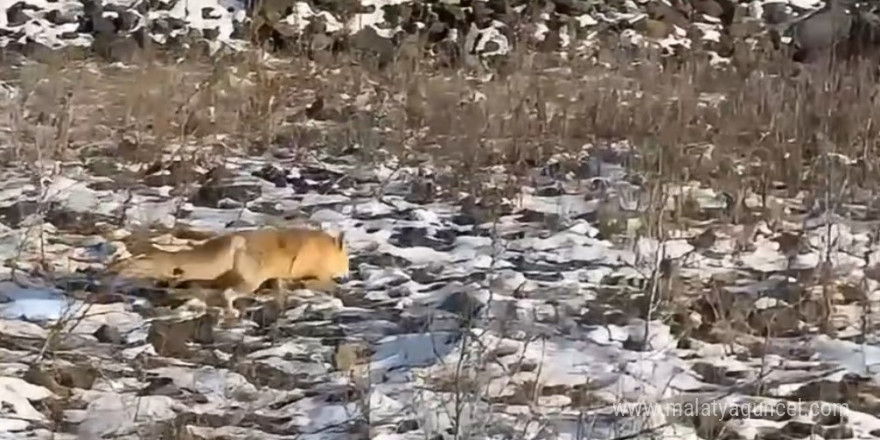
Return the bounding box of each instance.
[212,245,270,318]
[285,252,339,291]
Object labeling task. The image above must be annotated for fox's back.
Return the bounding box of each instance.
[112,233,244,281]
[243,228,349,279]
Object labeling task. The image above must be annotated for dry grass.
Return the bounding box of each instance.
[5,43,878,201]
[3,40,879,276]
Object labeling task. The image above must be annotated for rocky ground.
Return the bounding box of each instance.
[2,0,880,439]
[4,0,880,67]
[6,133,880,440]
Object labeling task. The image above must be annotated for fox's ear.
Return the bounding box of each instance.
[335,232,345,249]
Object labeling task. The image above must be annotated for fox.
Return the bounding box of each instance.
[107,227,351,317]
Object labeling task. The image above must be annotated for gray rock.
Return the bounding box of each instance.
[791,0,853,62]
[349,26,396,69]
[763,2,791,25]
[45,9,80,26]
[6,2,31,27]
[92,33,143,63]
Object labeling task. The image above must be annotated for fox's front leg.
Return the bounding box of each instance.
[214,246,269,318]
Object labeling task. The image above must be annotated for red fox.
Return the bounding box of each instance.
[109,227,350,316]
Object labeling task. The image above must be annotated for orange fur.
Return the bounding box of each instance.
[109,227,350,316]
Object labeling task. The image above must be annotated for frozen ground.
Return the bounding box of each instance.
[0,136,878,439]
[0,0,879,436]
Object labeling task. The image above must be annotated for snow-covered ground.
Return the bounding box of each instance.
[0,0,836,66]
[0,0,878,436]
[0,138,878,439]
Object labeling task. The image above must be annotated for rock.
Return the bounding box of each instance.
[251,0,310,51]
[247,299,282,328]
[646,1,690,28]
[349,26,396,69]
[0,0,832,74]
[0,200,41,227]
[44,205,115,234]
[83,11,117,36]
[192,182,262,208]
[94,324,123,344]
[191,165,262,208]
[251,164,288,188]
[6,2,31,27]
[142,160,203,188]
[763,2,791,24]
[45,9,78,26]
[693,0,725,18]
[115,10,142,33]
[728,20,763,39]
[791,0,854,62]
[437,291,484,321]
[748,306,803,336]
[92,33,144,63]
[0,377,54,430]
[550,0,592,16]
[0,0,847,72]
[146,315,215,358]
[74,393,183,438]
[56,364,100,389]
[638,18,672,39]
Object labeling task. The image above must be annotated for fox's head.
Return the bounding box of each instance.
[329,231,350,283]
[284,228,352,284]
